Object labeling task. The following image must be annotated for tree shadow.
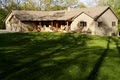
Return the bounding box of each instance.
[0,33,91,80]
[87,36,111,80]
[0,33,114,80]
[111,37,120,57]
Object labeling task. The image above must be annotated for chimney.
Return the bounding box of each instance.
[67,7,71,11]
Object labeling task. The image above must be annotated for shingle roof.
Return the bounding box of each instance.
[12,6,110,21]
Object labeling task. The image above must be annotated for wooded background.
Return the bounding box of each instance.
[0,0,120,30]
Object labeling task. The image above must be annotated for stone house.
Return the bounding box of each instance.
[5,6,119,36]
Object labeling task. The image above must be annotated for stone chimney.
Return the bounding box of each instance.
[67,7,71,11]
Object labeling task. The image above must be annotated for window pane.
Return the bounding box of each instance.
[80,21,87,27]
[98,22,102,27]
[80,22,84,26]
[112,22,116,26]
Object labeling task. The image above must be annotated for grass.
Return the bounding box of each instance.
[0,32,120,80]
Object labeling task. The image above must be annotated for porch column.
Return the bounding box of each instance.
[66,21,69,32]
[56,21,59,30]
[38,21,42,31]
[50,21,53,30]
[67,21,69,27]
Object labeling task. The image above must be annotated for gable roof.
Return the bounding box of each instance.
[94,7,119,21]
[7,6,118,21]
[72,12,95,20]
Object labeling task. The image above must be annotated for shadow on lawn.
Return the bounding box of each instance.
[111,37,120,56]
[0,33,113,80]
[87,36,111,80]
[0,33,90,80]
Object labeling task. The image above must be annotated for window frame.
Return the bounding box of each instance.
[112,22,116,27]
[98,22,102,27]
[80,21,87,27]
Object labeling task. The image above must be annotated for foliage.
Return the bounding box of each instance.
[118,23,120,31]
[0,0,87,11]
[79,2,87,8]
[19,0,39,10]
[0,8,8,29]
[0,32,120,80]
[48,5,66,11]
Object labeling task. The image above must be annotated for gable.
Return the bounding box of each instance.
[96,8,119,21]
[97,8,118,32]
[71,12,94,30]
[73,12,94,20]
[5,12,14,23]
[74,12,94,22]
[97,9,118,23]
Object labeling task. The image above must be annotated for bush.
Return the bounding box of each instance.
[118,23,120,31]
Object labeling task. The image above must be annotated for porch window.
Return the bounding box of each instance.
[112,22,116,27]
[80,21,87,27]
[98,22,102,27]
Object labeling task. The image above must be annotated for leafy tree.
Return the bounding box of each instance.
[79,2,87,8]
[50,5,66,11]
[20,0,39,10]
[0,8,8,29]
[64,0,79,7]
[0,0,22,11]
[37,0,85,10]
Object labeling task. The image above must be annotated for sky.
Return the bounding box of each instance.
[80,0,89,5]
[80,0,96,7]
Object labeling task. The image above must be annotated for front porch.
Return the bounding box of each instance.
[35,20,72,32]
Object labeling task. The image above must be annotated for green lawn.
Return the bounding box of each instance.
[0,32,120,80]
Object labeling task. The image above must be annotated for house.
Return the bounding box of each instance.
[5,6,119,36]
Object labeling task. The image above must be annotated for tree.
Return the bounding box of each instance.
[38,0,52,10]
[37,0,83,10]
[78,2,87,8]
[20,0,39,10]
[50,5,66,11]
[64,0,79,7]
[0,8,8,29]
[0,0,21,11]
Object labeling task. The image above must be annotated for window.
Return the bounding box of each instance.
[112,33,116,36]
[112,22,116,27]
[98,22,102,27]
[80,21,87,27]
